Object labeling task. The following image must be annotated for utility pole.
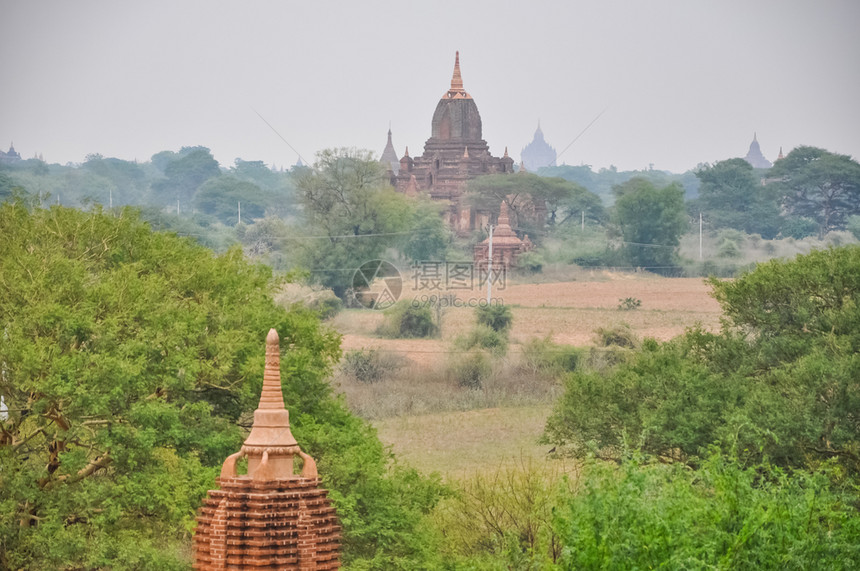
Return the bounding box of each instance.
[486,224,494,303]
[699,212,703,261]
[581,210,585,232]
[109,189,113,209]
[238,201,241,225]
[177,198,180,216]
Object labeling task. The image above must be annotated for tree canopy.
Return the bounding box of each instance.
[694,158,782,238]
[296,148,449,298]
[611,177,687,272]
[770,146,860,236]
[545,245,860,474]
[0,202,444,568]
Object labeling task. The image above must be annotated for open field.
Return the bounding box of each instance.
[328,272,724,479]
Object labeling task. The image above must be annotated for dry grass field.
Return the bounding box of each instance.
[327,272,724,479]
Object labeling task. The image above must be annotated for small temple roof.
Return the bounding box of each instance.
[482,201,525,247]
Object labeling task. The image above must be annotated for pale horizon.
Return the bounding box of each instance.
[2,0,858,173]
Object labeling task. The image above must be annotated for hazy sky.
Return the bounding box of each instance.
[2,0,859,173]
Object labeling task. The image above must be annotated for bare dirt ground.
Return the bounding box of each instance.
[333,274,722,366]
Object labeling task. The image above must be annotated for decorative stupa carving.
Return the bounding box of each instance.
[392,52,514,233]
[193,329,340,570]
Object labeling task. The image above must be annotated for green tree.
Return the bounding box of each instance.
[0,202,444,568]
[544,246,860,473]
[611,177,687,273]
[466,172,604,238]
[151,147,221,208]
[770,146,860,236]
[296,148,446,298]
[694,158,781,238]
[193,175,267,225]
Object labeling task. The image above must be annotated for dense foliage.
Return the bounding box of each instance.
[295,148,450,298]
[0,203,444,569]
[771,146,860,237]
[545,246,860,473]
[611,177,688,273]
[694,158,782,238]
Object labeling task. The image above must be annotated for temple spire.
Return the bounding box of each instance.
[451,51,464,92]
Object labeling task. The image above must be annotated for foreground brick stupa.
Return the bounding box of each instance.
[193,329,341,570]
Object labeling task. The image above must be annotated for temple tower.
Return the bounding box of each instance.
[380,128,400,174]
[743,133,772,169]
[394,52,513,232]
[193,329,341,570]
[520,122,557,170]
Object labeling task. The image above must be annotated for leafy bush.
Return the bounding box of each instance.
[454,324,508,355]
[448,351,492,389]
[475,303,513,334]
[433,460,571,567]
[521,335,581,376]
[617,297,641,310]
[515,250,545,274]
[554,451,860,570]
[307,292,343,319]
[593,323,639,348]
[340,349,404,384]
[848,214,860,241]
[780,216,818,239]
[377,301,437,338]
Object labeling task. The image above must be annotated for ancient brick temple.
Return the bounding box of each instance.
[393,52,514,232]
[474,201,534,270]
[193,329,340,570]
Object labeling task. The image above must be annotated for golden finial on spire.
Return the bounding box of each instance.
[451,51,464,92]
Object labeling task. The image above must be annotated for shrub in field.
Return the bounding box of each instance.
[340,349,404,383]
[454,324,508,355]
[433,460,573,568]
[448,350,492,389]
[521,335,581,376]
[515,250,545,274]
[376,301,437,338]
[307,292,343,319]
[593,323,638,349]
[476,303,513,334]
[616,297,641,310]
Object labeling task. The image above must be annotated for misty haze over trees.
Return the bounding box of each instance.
[3,141,859,287]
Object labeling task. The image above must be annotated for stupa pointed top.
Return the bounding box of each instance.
[451,51,464,91]
[404,146,410,158]
[518,161,527,173]
[240,328,299,461]
[445,51,472,99]
[778,146,784,160]
[463,146,470,159]
[504,146,509,158]
[258,328,286,410]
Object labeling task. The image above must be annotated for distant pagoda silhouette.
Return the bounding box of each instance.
[193,329,340,570]
[520,122,557,169]
[743,133,772,169]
